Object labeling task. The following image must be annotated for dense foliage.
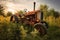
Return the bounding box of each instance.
[0,20,60,40]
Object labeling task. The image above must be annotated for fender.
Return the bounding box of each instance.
[41,21,49,29]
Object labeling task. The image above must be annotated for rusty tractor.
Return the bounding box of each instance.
[10,2,48,35]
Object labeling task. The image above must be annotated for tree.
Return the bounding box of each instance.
[39,5,60,18]
[7,12,12,16]
[48,9,55,16]
[40,5,48,11]
[54,11,60,18]
[39,4,49,19]
[48,9,60,18]
[18,10,23,14]
[0,5,4,16]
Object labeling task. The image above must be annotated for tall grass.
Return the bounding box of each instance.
[0,16,60,40]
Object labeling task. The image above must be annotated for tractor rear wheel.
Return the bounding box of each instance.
[34,23,47,36]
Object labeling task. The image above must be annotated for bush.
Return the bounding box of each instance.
[0,16,60,40]
[43,26,60,40]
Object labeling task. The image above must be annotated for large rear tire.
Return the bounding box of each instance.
[34,23,47,36]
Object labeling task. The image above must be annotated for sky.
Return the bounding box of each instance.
[0,0,60,12]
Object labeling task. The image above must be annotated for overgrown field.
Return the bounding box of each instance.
[0,16,60,40]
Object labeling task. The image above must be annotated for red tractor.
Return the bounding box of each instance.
[10,2,48,35]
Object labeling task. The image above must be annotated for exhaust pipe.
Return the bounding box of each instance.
[33,2,36,11]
